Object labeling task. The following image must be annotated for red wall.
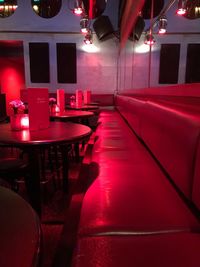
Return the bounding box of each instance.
[0,56,25,115]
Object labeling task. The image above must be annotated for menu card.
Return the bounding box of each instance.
[27,88,49,131]
[76,90,83,108]
[57,89,65,112]
[84,89,91,104]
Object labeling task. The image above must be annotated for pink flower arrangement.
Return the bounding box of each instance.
[70,95,76,107]
[49,97,56,105]
[9,99,25,114]
[49,97,57,113]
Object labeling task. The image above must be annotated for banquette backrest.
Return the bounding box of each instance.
[115,94,200,206]
[192,138,200,211]
[140,101,200,199]
[115,95,146,136]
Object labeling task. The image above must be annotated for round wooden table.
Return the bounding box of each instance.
[66,104,99,111]
[50,110,95,161]
[0,122,92,216]
[87,102,99,106]
[50,109,94,123]
[0,186,41,267]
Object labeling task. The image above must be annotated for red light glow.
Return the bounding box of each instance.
[55,105,60,113]
[158,28,166,34]
[81,28,89,34]
[176,8,186,15]
[21,130,30,141]
[21,115,29,129]
[0,51,25,115]
[84,39,92,45]
[144,38,155,45]
[73,7,83,15]
[10,114,29,131]
[146,40,154,45]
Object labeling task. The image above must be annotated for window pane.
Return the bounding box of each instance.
[29,43,50,83]
[185,44,200,83]
[31,0,62,18]
[0,0,18,18]
[159,44,180,84]
[56,43,77,84]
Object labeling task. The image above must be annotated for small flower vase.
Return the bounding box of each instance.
[70,96,76,108]
[10,114,29,131]
[50,104,57,113]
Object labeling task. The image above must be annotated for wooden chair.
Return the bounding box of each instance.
[0,147,29,192]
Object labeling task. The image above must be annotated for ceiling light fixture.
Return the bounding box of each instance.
[84,30,93,45]
[80,17,89,34]
[176,0,186,15]
[144,32,155,45]
[195,6,200,16]
[73,0,83,15]
[158,15,167,34]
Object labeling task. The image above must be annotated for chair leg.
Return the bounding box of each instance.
[60,144,69,192]
[11,179,19,192]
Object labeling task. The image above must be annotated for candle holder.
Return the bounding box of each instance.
[10,114,29,131]
[70,95,76,107]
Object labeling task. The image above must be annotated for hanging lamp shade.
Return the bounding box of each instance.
[144,32,155,45]
[177,0,187,15]
[158,15,167,34]
[73,0,83,15]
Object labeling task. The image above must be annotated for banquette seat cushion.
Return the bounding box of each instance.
[78,109,200,237]
[72,232,200,267]
[72,102,200,267]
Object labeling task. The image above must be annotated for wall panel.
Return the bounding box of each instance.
[159,44,180,84]
[29,42,50,83]
[56,43,77,84]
